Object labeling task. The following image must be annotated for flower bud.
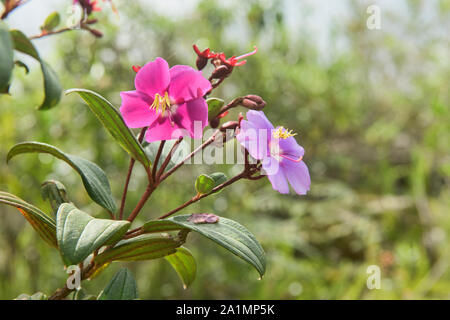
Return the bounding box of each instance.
[211,65,231,79]
[219,121,239,132]
[196,56,208,70]
[241,95,266,110]
[209,117,220,129]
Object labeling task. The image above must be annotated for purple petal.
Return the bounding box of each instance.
[236,120,270,160]
[264,160,290,194]
[168,65,211,103]
[174,98,208,138]
[278,133,305,159]
[145,117,189,142]
[119,91,159,128]
[283,160,311,195]
[246,110,274,131]
[135,57,170,98]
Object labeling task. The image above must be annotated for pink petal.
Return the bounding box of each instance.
[174,98,208,138]
[145,117,189,142]
[135,57,170,98]
[168,65,211,103]
[283,160,311,195]
[119,91,159,128]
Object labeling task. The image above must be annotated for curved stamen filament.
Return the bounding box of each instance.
[235,46,258,61]
[280,154,303,162]
[150,92,171,114]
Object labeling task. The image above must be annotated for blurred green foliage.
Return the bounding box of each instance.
[0,0,449,299]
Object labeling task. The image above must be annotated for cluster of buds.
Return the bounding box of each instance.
[193,45,258,83]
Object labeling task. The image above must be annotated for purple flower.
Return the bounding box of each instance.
[236,110,311,195]
[120,57,212,142]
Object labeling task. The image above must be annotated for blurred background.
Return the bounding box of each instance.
[0,0,449,299]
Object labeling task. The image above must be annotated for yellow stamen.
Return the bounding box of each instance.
[150,92,171,114]
[273,126,297,139]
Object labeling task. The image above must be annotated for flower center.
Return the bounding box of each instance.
[273,126,297,139]
[150,92,171,114]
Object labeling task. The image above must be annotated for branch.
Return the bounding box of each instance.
[118,127,146,220]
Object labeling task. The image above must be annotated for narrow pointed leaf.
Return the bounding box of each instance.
[10,29,62,109]
[98,268,138,300]
[168,214,266,277]
[41,180,70,215]
[0,21,14,92]
[0,191,57,248]
[66,88,150,168]
[165,247,196,289]
[56,203,130,266]
[7,142,118,213]
[94,234,182,265]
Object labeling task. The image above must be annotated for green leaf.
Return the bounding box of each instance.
[41,180,70,215]
[0,191,57,248]
[7,142,118,213]
[195,174,215,194]
[168,214,266,278]
[143,139,190,172]
[56,203,130,266]
[98,268,138,300]
[10,29,62,109]
[207,97,225,122]
[165,247,196,289]
[10,29,39,59]
[66,89,150,168]
[41,11,60,31]
[210,172,227,193]
[94,234,182,265]
[39,60,62,110]
[14,60,29,74]
[142,219,186,233]
[0,21,14,93]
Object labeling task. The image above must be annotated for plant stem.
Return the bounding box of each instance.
[159,130,220,184]
[157,171,247,220]
[155,137,183,181]
[152,141,165,180]
[118,127,147,220]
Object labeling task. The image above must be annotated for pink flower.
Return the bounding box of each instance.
[236,111,311,195]
[120,58,212,142]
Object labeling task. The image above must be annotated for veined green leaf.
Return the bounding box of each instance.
[10,29,62,109]
[98,268,138,300]
[15,292,47,300]
[165,247,196,289]
[94,234,182,265]
[142,219,186,234]
[168,214,266,278]
[0,191,57,248]
[56,203,130,266]
[0,21,14,93]
[7,142,118,213]
[66,89,150,168]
